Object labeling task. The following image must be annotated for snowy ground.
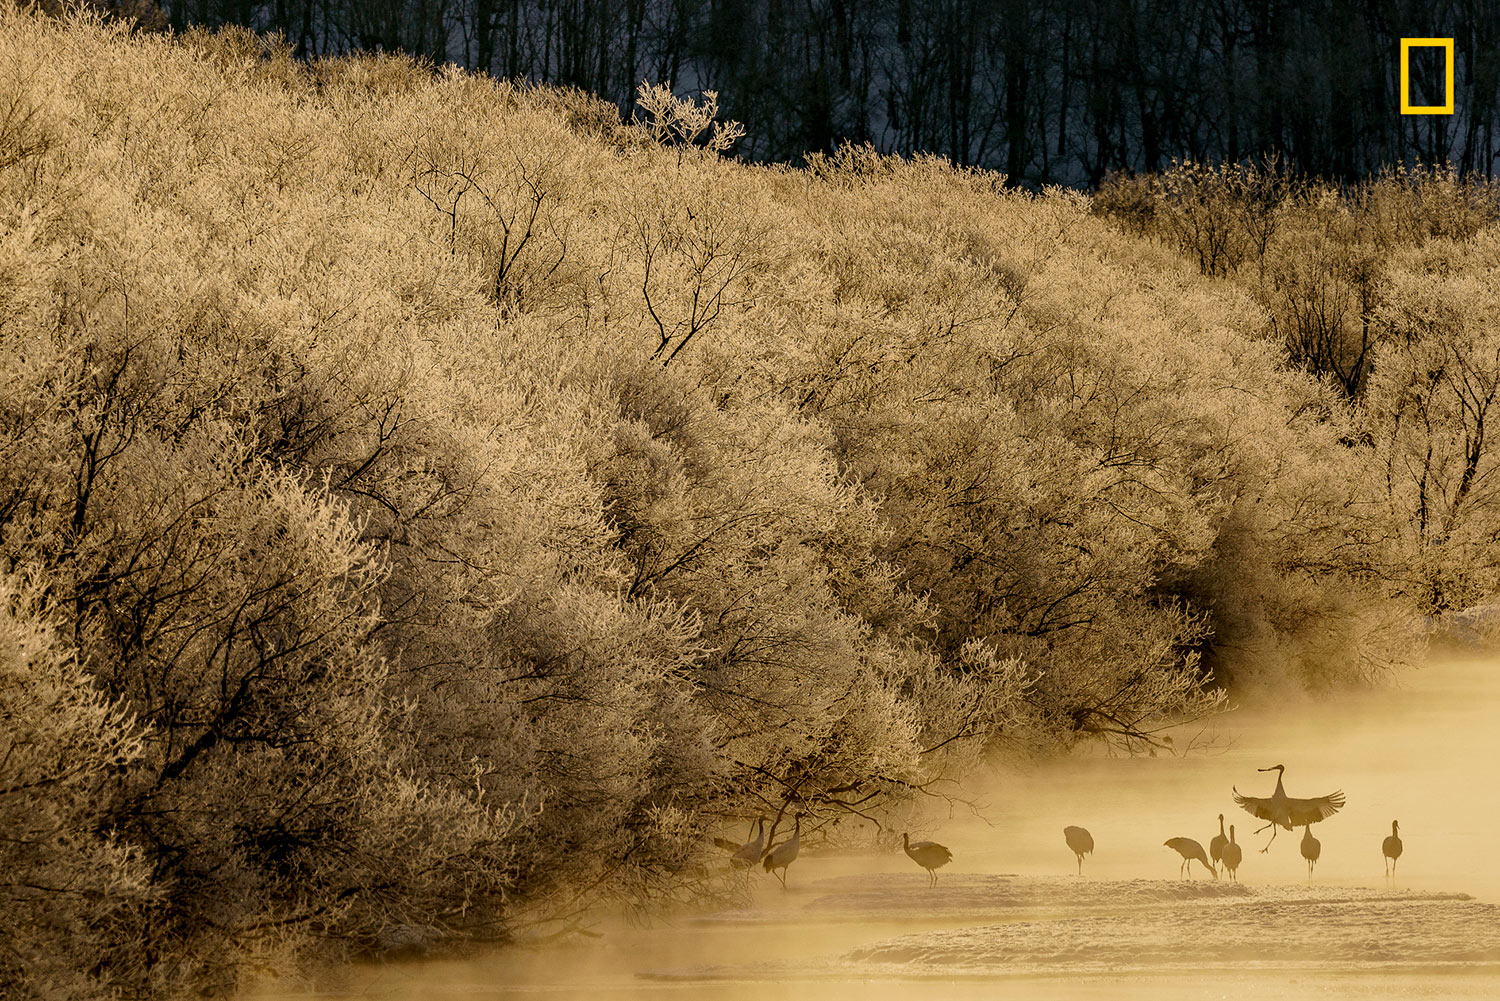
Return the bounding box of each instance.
[647,874,1500,983]
[251,870,1500,1001]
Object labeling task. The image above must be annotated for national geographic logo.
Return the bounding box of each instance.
[1401,37,1454,115]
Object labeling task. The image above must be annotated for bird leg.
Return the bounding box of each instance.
[1258,825,1280,854]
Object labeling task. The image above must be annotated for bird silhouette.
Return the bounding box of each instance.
[1383,820,1403,877]
[763,814,801,888]
[1220,825,1243,881]
[1164,837,1217,879]
[713,817,760,853]
[903,832,952,886]
[1300,823,1321,879]
[1232,764,1345,852]
[1209,813,1228,874]
[726,817,766,867]
[1063,825,1094,876]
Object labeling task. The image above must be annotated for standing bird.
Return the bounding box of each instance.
[1063,825,1094,876]
[1233,764,1345,852]
[1164,837,1217,879]
[1209,814,1229,875]
[1383,820,1403,877]
[1220,825,1243,882]
[1300,824,1321,879]
[763,814,801,888]
[903,832,953,886]
[727,817,766,867]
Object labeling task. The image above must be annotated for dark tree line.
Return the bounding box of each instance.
[151,0,1500,185]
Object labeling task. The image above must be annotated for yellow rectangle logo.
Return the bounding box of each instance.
[1401,37,1454,114]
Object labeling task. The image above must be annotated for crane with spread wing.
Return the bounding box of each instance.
[1232,764,1344,853]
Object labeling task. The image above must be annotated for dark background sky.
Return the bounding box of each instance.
[156,1,1500,186]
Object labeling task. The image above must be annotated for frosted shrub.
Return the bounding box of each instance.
[1355,163,1500,246]
[1364,258,1500,612]
[0,574,151,1001]
[1256,230,1384,396]
[634,80,746,155]
[1095,157,1297,276]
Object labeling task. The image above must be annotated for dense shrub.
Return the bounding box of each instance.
[1094,157,1500,629]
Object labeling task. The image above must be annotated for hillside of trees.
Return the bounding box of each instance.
[132,0,1500,185]
[4,8,1500,999]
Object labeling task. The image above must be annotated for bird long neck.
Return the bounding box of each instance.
[1273,772,1286,797]
[1218,815,1225,836]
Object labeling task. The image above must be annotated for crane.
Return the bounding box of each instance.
[1232,764,1344,852]
[1209,813,1228,875]
[1164,837,1217,879]
[763,814,801,888]
[720,817,766,867]
[1383,820,1403,877]
[903,832,952,886]
[1300,823,1321,879]
[1063,825,1094,876]
[1220,825,1243,881]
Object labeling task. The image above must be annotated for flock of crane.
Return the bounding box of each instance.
[1147,764,1402,881]
[719,764,1407,887]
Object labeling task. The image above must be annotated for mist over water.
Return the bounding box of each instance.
[964,645,1500,899]
[251,648,1500,1000]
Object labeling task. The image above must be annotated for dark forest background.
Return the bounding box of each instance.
[141,0,1500,185]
